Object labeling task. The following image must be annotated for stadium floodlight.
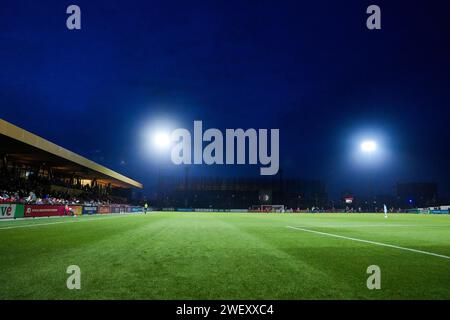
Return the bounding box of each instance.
[360,140,377,153]
[153,132,171,150]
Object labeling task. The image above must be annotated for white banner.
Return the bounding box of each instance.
[0,204,16,219]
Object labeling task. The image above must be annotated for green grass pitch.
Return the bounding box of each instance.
[0,212,449,299]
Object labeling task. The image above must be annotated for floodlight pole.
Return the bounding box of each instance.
[369,171,375,212]
[360,141,378,212]
[184,166,189,208]
[157,164,162,207]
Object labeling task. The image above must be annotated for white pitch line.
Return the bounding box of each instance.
[305,224,417,228]
[286,226,450,260]
[0,214,136,230]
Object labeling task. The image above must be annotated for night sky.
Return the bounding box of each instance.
[1,0,450,199]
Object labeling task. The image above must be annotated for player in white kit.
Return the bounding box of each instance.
[383,204,388,218]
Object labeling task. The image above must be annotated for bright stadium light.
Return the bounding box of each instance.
[153,132,171,150]
[360,140,377,153]
[139,117,179,160]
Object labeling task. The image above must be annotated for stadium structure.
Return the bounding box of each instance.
[155,174,327,210]
[0,118,143,218]
[1,118,450,301]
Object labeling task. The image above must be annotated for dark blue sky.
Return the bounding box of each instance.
[1,0,450,198]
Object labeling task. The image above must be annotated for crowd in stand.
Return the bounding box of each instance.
[0,173,114,205]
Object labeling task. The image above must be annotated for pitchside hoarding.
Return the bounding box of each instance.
[98,206,111,214]
[69,205,83,216]
[0,204,24,219]
[24,205,69,217]
[0,204,16,219]
[82,205,98,215]
[111,205,121,213]
[0,204,144,219]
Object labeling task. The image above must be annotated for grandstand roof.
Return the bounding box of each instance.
[0,119,143,189]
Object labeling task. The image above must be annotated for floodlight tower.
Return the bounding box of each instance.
[360,140,377,211]
[152,131,171,207]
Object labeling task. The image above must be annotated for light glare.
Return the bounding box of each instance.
[361,140,377,153]
[153,132,171,149]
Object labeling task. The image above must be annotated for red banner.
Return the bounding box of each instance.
[98,206,111,214]
[24,205,69,217]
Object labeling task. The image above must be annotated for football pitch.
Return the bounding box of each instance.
[0,212,449,300]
